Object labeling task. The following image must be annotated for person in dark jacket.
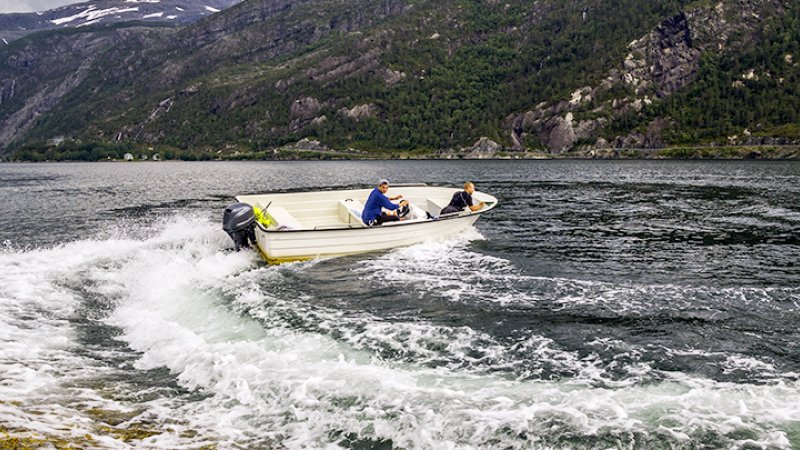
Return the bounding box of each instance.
[362,179,409,225]
[440,182,485,215]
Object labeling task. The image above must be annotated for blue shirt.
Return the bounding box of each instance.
[362,188,399,223]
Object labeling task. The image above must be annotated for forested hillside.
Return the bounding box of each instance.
[1,0,798,160]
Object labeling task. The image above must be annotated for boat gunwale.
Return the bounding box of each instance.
[254,206,494,234]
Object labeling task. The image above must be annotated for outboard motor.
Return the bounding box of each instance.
[223,202,256,251]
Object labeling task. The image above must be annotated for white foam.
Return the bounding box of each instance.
[0,216,253,445]
[353,228,526,305]
[142,12,164,18]
[204,6,220,12]
[0,237,151,444]
[2,216,800,448]
[109,242,800,447]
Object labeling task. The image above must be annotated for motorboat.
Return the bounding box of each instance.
[222,184,498,263]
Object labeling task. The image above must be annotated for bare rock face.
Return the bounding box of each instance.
[624,12,701,98]
[290,96,322,120]
[339,103,379,121]
[473,137,501,152]
[310,115,328,126]
[507,1,774,153]
[464,137,502,158]
[382,68,406,85]
[593,138,610,149]
[288,97,326,131]
[543,114,576,153]
[291,138,327,151]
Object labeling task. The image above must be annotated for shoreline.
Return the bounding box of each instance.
[2,145,799,163]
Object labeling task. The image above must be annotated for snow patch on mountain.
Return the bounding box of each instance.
[0,0,244,43]
[50,6,140,25]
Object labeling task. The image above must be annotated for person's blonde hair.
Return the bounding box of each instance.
[464,181,474,189]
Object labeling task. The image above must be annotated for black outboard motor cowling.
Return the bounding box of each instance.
[223,202,256,251]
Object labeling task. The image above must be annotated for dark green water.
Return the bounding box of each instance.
[1,160,799,449]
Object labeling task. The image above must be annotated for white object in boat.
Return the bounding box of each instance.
[234,184,498,263]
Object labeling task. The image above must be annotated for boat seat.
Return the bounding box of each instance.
[266,206,303,230]
[426,198,448,217]
[337,199,367,228]
[408,204,428,221]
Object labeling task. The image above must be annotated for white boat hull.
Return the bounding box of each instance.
[254,214,480,263]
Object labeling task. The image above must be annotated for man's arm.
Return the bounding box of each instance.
[379,194,400,210]
[463,192,484,212]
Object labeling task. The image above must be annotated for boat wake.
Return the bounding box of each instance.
[1,214,799,448]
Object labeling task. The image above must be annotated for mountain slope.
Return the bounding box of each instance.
[0,0,241,42]
[1,0,798,157]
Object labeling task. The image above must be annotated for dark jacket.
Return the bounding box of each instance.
[440,191,473,215]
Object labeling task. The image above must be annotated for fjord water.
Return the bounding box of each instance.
[1,160,799,449]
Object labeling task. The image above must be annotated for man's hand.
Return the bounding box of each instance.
[469,201,486,212]
[391,194,404,201]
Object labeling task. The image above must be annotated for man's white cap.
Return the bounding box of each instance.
[379,179,389,185]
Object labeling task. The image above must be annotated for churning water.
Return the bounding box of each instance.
[1,160,799,449]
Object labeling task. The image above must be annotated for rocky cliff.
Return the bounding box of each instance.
[508,0,791,153]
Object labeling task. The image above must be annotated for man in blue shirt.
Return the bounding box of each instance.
[362,179,409,225]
